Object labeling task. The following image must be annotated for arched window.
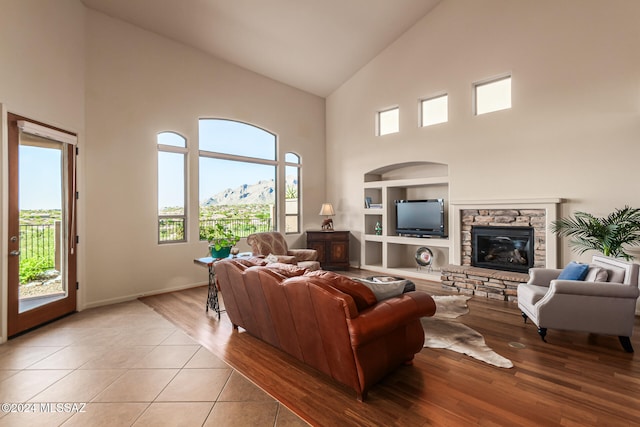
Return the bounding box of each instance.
[199,119,287,238]
[157,132,187,243]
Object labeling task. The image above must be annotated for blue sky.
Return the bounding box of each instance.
[20,119,288,211]
[158,119,280,209]
[19,145,62,210]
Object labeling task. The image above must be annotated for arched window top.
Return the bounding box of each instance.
[199,119,275,161]
[157,131,186,148]
[285,152,300,164]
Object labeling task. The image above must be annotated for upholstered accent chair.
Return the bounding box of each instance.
[246,231,321,271]
[518,255,640,352]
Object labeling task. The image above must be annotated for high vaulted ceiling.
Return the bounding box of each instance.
[81,0,442,97]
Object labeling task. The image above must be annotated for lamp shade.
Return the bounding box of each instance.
[319,203,335,216]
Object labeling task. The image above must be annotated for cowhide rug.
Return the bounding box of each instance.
[421,295,513,368]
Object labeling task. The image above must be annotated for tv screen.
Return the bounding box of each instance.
[395,199,445,237]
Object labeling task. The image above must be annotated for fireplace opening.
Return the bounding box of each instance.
[471,226,534,273]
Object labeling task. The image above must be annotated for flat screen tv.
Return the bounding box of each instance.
[395,199,446,237]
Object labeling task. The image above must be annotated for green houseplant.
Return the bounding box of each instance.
[201,223,240,258]
[551,206,640,260]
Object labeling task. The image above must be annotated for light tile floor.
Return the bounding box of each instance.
[0,300,309,426]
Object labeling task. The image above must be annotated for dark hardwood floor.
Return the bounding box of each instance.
[140,271,640,427]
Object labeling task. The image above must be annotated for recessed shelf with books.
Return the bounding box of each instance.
[361,161,451,282]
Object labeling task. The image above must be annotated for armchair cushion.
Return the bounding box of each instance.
[265,262,307,277]
[289,248,318,262]
[247,232,320,271]
[265,253,297,264]
[557,261,589,281]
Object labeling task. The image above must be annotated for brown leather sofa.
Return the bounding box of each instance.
[214,258,436,400]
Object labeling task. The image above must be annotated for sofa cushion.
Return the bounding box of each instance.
[557,261,589,281]
[584,265,609,282]
[304,270,377,311]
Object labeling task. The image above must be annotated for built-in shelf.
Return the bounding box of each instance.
[361,162,451,280]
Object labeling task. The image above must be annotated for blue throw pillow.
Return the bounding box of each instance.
[557,261,589,281]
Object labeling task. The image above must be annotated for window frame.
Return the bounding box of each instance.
[420,93,449,127]
[376,106,400,136]
[473,74,512,116]
[198,118,284,239]
[284,152,301,235]
[157,131,188,244]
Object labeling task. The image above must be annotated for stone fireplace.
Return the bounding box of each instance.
[463,208,546,272]
[471,225,534,273]
[442,199,563,301]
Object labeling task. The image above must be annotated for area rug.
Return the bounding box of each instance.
[421,295,513,368]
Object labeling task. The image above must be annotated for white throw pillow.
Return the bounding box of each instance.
[356,278,407,301]
[584,266,608,282]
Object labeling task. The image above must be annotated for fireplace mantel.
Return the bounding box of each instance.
[450,198,564,269]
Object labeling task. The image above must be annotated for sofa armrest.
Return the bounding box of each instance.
[527,268,562,286]
[347,292,436,346]
[289,248,318,262]
[549,280,640,298]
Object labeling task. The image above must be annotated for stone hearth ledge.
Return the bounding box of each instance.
[440,264,529,302]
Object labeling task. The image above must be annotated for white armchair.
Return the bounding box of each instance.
[517,255,640,352]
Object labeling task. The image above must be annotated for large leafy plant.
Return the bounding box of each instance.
[200,223,240,250]
[551,206,640,260]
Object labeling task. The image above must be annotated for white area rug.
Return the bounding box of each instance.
[421,295,513,368]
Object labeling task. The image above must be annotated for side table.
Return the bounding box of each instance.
[194,257,225,319]
[306,230,350,270]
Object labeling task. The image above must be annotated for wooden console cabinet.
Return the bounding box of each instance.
[306,230,350,270]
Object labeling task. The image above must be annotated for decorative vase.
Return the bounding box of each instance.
[209,245,232,259]
[375,222,382,235]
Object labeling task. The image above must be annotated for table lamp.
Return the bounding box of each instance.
[319,203,335,230]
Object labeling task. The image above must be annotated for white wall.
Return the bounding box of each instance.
[327,0,640,266]
[0,0,86,340]
[83,11,326,307]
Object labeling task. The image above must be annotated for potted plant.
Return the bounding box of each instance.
[551,206,640,260]
[201,223,240,259]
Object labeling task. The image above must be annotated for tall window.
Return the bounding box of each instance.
[199,119,278,239]
[157,132,187,243]
[285,153,300,234]
[474,75,512,115]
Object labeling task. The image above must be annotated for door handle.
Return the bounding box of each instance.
[9,250,20,256]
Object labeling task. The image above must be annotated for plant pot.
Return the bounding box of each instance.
[209,245,232,259]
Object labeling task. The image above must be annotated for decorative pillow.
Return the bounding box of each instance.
[584,266,609,282]
[265,253,297,264]
[356,278,408,301]
[557,261,589,281]
[305,270,377,311]
[603,265,626,283]
[264,262,307,277]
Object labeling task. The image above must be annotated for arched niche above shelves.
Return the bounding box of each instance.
[364,161,449,183]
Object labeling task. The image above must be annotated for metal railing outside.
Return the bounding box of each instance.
[199,218,273,239]
[19,223,56,269]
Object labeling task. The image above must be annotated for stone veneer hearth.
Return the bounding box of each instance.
[440,265,528,302]
[445,199,563,302]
